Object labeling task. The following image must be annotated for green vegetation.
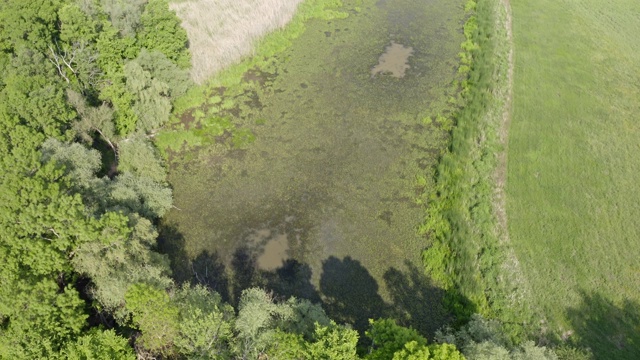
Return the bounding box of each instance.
[0,0,629,358]
[157,0,351,154]
[507,0,640,357]
[420,0,531,335]
[0,0,471,358]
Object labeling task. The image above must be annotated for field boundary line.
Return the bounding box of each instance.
[492,0,541,330]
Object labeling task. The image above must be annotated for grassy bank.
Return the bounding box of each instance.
[421,0,532,339]
[507,0,640,357]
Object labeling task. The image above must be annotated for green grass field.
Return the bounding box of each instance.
[508,0,640,357]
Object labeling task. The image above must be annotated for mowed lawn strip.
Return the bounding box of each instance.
[508,0,640,357]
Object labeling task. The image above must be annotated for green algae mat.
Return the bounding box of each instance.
[160,0,464,335]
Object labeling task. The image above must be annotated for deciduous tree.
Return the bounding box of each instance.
[62,329,136,360]
[125,282,180,356]
[137,0,190,68]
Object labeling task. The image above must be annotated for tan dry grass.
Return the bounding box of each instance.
[170,0,304,83]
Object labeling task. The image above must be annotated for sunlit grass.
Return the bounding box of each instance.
[507,0,640,356]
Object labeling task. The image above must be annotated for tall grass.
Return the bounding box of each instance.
[420,0,531,341]
[170,0,304,83]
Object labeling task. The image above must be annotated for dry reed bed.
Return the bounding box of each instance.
[170,0,304,83]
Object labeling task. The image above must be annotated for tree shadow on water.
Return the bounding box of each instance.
[265,259,321,303]
[190,251,230,301]
[158,226,450,340]
[319,256,388,334]
[156,223,191,283]
[566,291,640,359]
[383,261,451,338]
[230,246,261,306]
[157,223,230,301]
[157,226,322,308]
[229,248,321,306]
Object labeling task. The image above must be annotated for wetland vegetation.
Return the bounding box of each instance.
[160,0,464,335]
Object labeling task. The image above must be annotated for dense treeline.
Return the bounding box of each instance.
[0,0,188,356]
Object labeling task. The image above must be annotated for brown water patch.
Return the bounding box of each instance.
[371,41,414,78]
[252,229,290,270]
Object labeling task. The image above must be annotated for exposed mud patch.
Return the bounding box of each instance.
[255,230,291,270]
[371,42,414,78]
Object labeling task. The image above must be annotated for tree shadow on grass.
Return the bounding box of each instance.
[383,261,451,337]
[566,291,640,359]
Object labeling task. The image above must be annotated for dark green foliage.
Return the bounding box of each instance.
[95,22,140,135]
[40,136,172,218]
[365,319,427,360]
[62,329,136,360]
[306,323,360,359]
[392,342,465,360]
[58,3,100,44]
[56,4,103,91]
[0,0,62,52]
[118,137,168,183]
[1,48,74,139]
[234,288,296,358]
[42,137,103,189]
[124,59,172,133]
[135,49,192,98]
[67,89,118,154]
[173,284,235,359]
[109,172,172,217]
[0,0,186,356]
[239,288,359,360]
[436,314,560,360]
[137,0,190,68]
[0,279,87,358]
[0,161,97,276]
[123,50,191,133]
[72,213,173,317]
[125,283,180,355]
